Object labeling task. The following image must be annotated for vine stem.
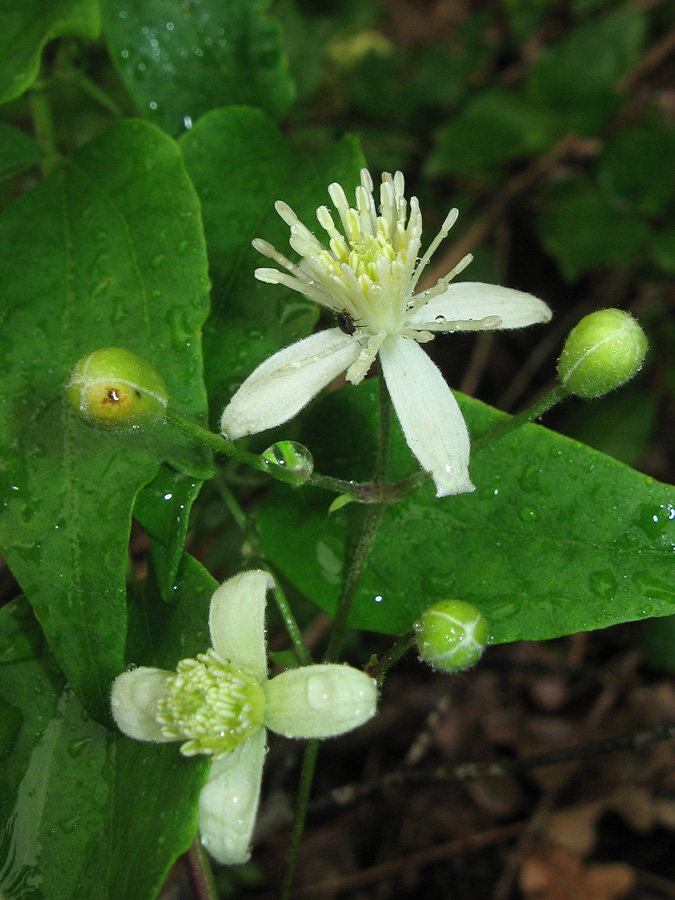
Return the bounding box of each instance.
[165,407,367,498]
[369,631,417,683]
[278,370,392,898]
[29,84,59,176]
[212,471,312,666]
[324,502,385,663]
[279,739,320,900]
[324,371,391,663]
[473,383,569,451]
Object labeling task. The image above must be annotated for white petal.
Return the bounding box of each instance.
[220,329,361,440]
[198,727,266,865]
[209,570,273,679]
[110,668,174,742]
[379,334,474,497]
[263,664,377,738]
[410,282,552,331]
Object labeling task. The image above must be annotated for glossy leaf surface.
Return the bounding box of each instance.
[0,120,211,722]
[101,0,294,135]
[256,381,675,641]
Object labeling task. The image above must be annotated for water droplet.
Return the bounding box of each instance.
[67,737,92,758]
[316,540,342,585]
[59,817,78,834]
[151,254,164,269]
[307,673,333,709]
[519,506,538,522]
[261,441,314,485]
[177,240,189,255]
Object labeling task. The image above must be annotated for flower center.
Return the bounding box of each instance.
[156,649,266,759]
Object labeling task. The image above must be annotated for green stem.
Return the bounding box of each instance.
[166,408,273,473]
[279,740,320,900]
[213,469,250,533]
[370,631,417,683]
[65,67,125,117]
[29,86,59,176]
[324,369,392,662]
[324,498,385,663]
[375,370,392,485]
[473,383,569,451]
[166,407,367,497]
[271,577,312,667]
[212,471,312,666]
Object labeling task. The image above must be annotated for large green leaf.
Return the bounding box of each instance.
[524,9,647,133]
[0,570,213,900]
[0,119,211,722]
[537,177,650,281]
[426,89,555,177]
[0,0,101,104]
[256,380,675,642]
[100,0,294,136]
[134,465,205,603]
[179,106,364,423]
[0,123,44,183]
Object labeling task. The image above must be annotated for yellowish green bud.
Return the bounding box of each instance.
[68,348,168,428]
[557,309,648,399]
[415,600,488,672]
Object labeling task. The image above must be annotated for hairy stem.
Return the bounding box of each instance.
[279,739,320,900]
[370,631,417,683]
[473,383,569,451]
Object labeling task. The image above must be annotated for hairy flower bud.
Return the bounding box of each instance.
[68,348,168,428]
[415,600,488,672]
[557,309,648,399]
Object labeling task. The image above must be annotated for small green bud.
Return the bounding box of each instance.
[415,600,488,673]
[68,348,168,429]
[557,309,647,399]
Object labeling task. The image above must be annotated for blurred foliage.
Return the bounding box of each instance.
[271,0,674,470]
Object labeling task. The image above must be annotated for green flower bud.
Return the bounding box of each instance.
[68,348,168,429]
[557,309,647,399]
[415,600,488,673]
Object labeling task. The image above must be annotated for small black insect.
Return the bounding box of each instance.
[336,309,356,336]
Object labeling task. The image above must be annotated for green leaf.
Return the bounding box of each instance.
[100,0,295,136]
[537,177,650,281]
[650,223,675,275]
[555,387,656,467]
[0,0,101,104]
[426,89,555,177]
[0,594,208,900]
[134,466,205,603]
[179,106,365,423]
[0,123,44,182]
[256,380,675,642]
[598,123,675,218]
[0,119,210,722]
[524,9,647,133]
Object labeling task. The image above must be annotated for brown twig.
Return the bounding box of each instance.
[282,823,525,899]
[309,719,675,816]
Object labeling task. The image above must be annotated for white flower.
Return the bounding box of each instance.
[111,570,377,865]
[220,169,552,497]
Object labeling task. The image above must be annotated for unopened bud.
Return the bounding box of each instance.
[415,600,488,673]
[68,348,168,429]
[557,309,647,399]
